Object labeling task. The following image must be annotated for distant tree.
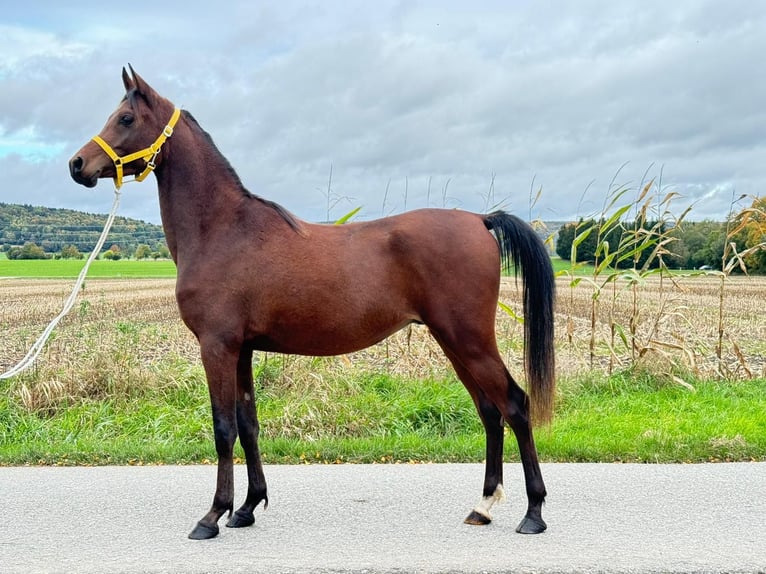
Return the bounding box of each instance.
[555,222,576,260]
[59,245,84,260]
[103,248,122,261]
[555,219,620,263]
[134,244,152,259]
[21,242,49,260]
[672,220,725,270]
[556,220,601,262]
[730,196,766,274]
[7,242,49,260]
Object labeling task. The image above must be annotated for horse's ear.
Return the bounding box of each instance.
[127,64,158,109]
[122,66,135,92]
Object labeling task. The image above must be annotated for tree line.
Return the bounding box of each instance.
[0,202,168,260]
[5,241,170,260]
[554,196,765,273]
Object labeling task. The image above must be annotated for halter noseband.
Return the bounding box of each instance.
[91,107,181,189]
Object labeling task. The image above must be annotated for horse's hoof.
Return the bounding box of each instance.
[464,510,492,525]
[516,515,547,534]
[226,509,255,529]
[188,521,220,540]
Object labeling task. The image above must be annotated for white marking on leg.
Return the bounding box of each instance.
[473,484,506,520]
[244,392,251,402]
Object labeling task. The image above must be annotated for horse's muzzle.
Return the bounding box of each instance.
[69,156,100,188]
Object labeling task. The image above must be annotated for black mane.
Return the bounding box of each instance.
[181,110,303,234]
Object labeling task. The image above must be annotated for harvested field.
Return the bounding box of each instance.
[1,274,763,410]
[539,274,766,379]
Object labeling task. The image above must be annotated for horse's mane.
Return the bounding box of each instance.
[181,110,303,234]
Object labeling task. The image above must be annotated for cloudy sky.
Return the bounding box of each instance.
[1,1,764,225]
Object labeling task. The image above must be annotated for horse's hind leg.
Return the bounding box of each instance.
[502,367,547,534]
[445,355,506,524]
[227,346,268,529]
[434,332,547,534]
[464,391,507,525]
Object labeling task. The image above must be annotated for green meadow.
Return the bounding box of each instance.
[0,258,176,278]
[2,365,764,466]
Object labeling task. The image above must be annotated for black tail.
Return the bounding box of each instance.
[483,211,556,425]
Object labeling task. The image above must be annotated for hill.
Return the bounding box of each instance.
[0,203,166,255]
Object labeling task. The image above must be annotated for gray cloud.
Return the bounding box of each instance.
[1,0,764,225]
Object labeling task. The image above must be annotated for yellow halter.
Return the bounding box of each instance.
[91,107,181,189]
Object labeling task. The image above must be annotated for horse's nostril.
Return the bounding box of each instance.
[69,156,83,175]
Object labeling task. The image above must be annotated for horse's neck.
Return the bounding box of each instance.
[154,124,242,263]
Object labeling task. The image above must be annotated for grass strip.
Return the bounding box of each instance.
[0,259,177,278]
[2,371,764,466]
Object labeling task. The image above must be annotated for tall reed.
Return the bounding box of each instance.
[715,192,766,378]
[556,166,711,383]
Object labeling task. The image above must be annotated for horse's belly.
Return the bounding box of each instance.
[251,315,416,356]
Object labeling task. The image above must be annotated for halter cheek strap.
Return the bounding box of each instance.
[91,107,181,189]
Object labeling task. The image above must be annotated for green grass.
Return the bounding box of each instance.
[1,257,582,279]
[0,258,176,278]
[3,256,587,279]
[541,373,766,462]
[0,256,604,282]
[550,256,596,276]
[2,364,764,466]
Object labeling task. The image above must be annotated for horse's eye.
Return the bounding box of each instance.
[119,114,134,127]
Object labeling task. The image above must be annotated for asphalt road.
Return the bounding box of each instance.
[0,463,764,573]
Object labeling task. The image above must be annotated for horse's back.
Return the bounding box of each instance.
[309,208,500,271]
[310,208,504,326]
[295,208,499,295]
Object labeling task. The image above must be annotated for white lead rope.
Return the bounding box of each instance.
[0,188,122,380]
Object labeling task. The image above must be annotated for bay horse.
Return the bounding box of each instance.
[69,66,555,540]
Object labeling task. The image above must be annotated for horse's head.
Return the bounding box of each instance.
[69,66,180,189]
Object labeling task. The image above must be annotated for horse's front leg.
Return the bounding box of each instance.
[189,339,239,540]
[227,347,268,529]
